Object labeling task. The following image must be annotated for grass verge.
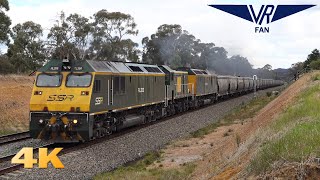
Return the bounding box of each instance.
[94,151,196,180]
[0,129,16,136]
[190,94,277,138]
[311,73,320,81]
[248,82,320,175]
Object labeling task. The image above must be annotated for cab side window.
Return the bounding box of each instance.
[93,80,101,93]
[114,76,125,94]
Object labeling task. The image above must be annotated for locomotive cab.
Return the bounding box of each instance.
[30,59,95,142]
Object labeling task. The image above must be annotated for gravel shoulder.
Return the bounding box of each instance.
[6,87,283,180]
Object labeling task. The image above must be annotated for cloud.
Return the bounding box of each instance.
[6,0,320,69]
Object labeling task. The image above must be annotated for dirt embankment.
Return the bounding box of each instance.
[150,73,313,179]
[0,75,34,134]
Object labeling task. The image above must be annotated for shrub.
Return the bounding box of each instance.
[266,92,272,97]
[310,59,320,70]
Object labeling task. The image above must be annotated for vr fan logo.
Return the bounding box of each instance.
[209,4,316,33]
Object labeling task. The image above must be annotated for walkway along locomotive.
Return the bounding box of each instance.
[29,59,283,142]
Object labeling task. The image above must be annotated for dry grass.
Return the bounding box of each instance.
[0,75,34,135]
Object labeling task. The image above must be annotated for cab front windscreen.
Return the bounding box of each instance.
[66,74,92,87]
[36,74,62,87]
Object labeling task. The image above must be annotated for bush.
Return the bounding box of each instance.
[310,59,320,70]
[266,92,272,97]
[312,74,320,81]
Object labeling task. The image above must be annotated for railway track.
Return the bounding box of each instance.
[0,132,30,146]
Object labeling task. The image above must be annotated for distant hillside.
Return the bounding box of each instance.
[274,68,292,81]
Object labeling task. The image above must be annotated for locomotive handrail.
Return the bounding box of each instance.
[174,83,193,98]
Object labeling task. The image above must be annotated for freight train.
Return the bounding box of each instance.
[29,59,283,142]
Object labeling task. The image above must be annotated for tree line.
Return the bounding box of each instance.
[0,1,141,74]
[289,49,320,80]
[0,0,308,81]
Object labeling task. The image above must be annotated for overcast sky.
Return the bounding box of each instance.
[6,0,320,69]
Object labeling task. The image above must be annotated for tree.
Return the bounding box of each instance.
[310,60,320,70]
[255,64,275,79]
[175,31,200,68]
[0,0,11,44]
[142,24,254,75]
[47,11,91,60]
[229,55,253,76]
[142,24,182,65]
[290,62,304,75]
[0,54,13,74]
[194,42,215,69]
[142,24,201,68]
[262,64,272,71]
[304,49,320,68]
[90,10,140,62]
[196,44,231,75]
[7,21,45,73]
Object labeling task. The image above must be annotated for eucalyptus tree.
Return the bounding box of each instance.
[90,10,140,62]
[142,24,197,68]
[304,49,320,68]
[7,21,45,73]
[0,54,13,74]
[47,11,91,60]
[0,0,11,45]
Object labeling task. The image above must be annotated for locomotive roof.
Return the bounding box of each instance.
[176,67,211,75]
[159,65,188,74]
[38,59,165,74]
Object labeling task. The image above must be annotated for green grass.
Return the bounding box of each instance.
[311,73,320,81]
[0,129,16,136]
[190,122,221,138]
[94,151,196,180]
[248,84,320,175]
[190,95,277,138]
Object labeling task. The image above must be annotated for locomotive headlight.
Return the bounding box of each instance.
[39,119,44,124]
[81,91,89,96]
[73,119,78,124]
[34,91,43,95]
